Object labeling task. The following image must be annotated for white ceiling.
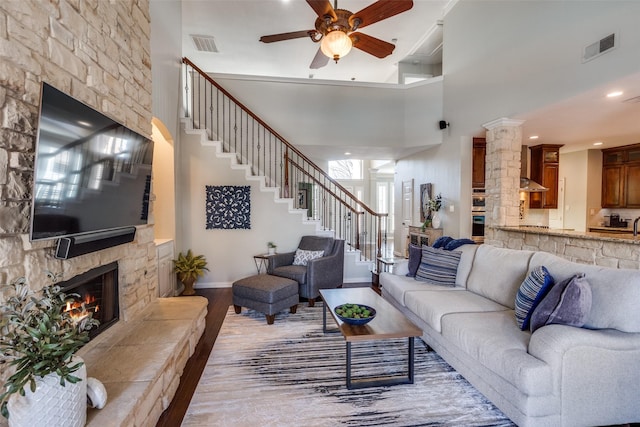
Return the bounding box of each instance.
[181,0,447,84]
[179,0,640,158]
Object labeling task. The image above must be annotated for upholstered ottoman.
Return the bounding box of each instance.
[232,274,299,324]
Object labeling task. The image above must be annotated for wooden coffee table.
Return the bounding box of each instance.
[320,287,422,389]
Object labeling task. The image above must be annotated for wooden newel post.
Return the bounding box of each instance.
[376,220,382,258]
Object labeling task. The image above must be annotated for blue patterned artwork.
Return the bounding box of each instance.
[205,185,251,229]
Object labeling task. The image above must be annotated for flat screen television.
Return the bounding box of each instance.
[30,82,154,242]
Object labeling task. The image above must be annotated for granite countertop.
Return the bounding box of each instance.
[493,226,640,244]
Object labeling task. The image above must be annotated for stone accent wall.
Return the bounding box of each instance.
[0,0,155,318]
[491,227,640,269]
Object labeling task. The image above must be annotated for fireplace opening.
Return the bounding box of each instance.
[58,262,119,339]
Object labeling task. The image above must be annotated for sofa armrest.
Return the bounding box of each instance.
[392,259,409,276]
[528,325,640,425]
[306,253,343,289]
[267,251,295,272]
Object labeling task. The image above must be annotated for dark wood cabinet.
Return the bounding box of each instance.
[529,144,563,209]
[601,143,640,208]
[472,137,486,189]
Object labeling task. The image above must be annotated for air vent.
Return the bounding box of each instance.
[191,35,219,53]
[582,33,616,63]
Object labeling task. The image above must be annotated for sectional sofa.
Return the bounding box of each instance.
[380,244,640,427]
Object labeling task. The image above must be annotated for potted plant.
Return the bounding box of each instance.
[173,250,209,296]
[267,242,277,255]
[0,275,99,426]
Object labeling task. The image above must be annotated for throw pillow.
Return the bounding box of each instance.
[432,236,453,249]
[415,246,462,286]
[405,244,422,277]
[444,238,476,251]
[530,273,592,333]
[292,249,324,266]
[515,266,555,330]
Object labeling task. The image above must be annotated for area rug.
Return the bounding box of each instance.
[182,303,515,427]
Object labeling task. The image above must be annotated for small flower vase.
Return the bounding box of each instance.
[431,211,441,229]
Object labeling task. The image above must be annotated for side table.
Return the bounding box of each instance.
[372,257,396,289]
[253,254,275,274]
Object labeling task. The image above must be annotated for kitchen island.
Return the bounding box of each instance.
[488,225,639,269]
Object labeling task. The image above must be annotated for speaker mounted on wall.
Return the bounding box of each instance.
[55,227,137,259]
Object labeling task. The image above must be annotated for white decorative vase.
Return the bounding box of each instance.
[7,357,87,427]
[268,247,276,255]
[431,211,441,229]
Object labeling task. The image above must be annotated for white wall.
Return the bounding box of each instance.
[208,76,444,157]
[179,131,319,286]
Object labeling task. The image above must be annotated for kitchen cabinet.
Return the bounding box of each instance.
[472,137,486,188]
[601,143,640,208]
[156,239,176,297]
[529,144,563,209]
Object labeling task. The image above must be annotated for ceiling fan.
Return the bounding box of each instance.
[259,0,414,69]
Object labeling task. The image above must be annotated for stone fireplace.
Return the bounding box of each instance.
[58,262,120,339]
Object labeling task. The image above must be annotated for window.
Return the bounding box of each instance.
[328,159,363,180]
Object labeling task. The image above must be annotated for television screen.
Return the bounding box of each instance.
[30,82,154,241]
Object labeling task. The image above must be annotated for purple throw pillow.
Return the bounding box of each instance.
[530,273,592,333]
[406,244,422,277]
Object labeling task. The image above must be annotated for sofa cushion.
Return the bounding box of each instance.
[466,245,534,309]
[441,310,553,396]
[382,275,464,307]
[292,249,324,266]
[515,266,555,330]
[415,246,461,286]
[530,252,640,333]
[406,244,422,277]
[530,274,592,333]
[404,289,509,333]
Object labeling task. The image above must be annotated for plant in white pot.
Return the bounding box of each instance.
[0,275,99,427]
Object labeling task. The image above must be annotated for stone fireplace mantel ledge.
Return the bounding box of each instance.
[76,296,208,427]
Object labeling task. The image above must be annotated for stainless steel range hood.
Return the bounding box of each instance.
[520,146,548,192]
[519,177,548,192]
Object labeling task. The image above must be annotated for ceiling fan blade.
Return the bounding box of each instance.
[260,30,314,43]
[306,0,336,20]
[351,0,413,29]
[350,32,395,58]
[310,47,329,69]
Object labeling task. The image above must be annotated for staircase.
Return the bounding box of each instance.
[181,58,389,282]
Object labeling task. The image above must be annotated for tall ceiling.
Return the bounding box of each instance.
[181,0,447,84]
[178,1,640,158]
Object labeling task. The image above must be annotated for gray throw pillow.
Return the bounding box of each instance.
[530,273,592,333]
[415,246,462,286]
[405,244,422,277]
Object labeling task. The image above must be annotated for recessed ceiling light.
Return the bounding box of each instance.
[529,135,539,140]
[344,152,351,155]
[593,141,604,146]
[607,91,624,98]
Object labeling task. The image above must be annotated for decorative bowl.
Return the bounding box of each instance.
[334,303,376,326]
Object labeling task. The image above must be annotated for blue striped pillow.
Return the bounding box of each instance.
[515,265,555,330]
[415,246,462,286]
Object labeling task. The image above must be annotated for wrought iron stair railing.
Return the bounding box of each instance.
[182,58,388,265]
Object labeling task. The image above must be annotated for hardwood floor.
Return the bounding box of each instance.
[156,287,231,427]
[156,283,374,426]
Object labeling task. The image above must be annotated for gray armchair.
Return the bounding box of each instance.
[267,236,344,306]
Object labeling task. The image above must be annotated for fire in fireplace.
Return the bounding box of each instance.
[58,262,119,339]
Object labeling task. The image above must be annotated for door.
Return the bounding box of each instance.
[401,180,413,257]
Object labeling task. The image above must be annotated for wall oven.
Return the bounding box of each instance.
[471,189,485,243]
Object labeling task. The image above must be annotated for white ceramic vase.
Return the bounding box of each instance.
[7,357,87,427]
[431,211,441,229]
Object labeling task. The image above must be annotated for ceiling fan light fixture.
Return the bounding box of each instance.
[320,30,352,63]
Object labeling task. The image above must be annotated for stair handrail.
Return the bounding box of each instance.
[182,57,389,262]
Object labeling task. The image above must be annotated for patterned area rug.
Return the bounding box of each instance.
[182,303,515,427]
